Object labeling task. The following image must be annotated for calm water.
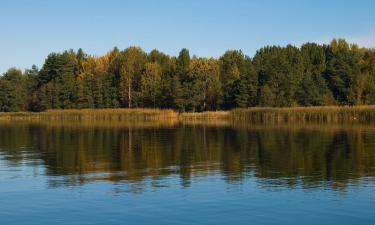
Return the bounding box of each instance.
[1,122,375,225]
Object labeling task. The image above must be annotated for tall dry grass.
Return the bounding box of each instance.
[230,106,375,123]
[0,109,178,122]
[179,111,229,121]
[2,106,375,124]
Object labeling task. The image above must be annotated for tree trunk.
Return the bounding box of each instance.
[203,89,207,111]
[128,79,131,108]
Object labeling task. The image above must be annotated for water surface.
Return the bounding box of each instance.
[1,122,375,225]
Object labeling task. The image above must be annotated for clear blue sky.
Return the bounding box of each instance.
[1,0,375,73]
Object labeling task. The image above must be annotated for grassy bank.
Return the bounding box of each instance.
[179,111,229,121]
[2,106,375,124]
[231,106,375,123]
[0,109,178,121]
[0,109,230,123]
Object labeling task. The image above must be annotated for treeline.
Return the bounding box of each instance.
[1,38,375,112]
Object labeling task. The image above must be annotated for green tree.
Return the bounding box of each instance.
[187,58,222,111]
[345,48,375,105]
[174,49,191,111]
[219,50,243,109]
[0,68,27,111]
[118,47,146,108]
[324,39,361,105]
[297,43,334,106]
[254,45,304,107]
[148,50,175,108]
[141,62,162,108]
[30,82,55,111]
[234,57,258,107]
[359,50,375,104]
[35,50,79,109]
[74,77,93,109]
[258,84,275,106]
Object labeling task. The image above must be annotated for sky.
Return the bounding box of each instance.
[1,0,375,73]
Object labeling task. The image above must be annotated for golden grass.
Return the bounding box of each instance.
[0,108,178,121]
[179,111,230,121]
[2,106,375,124]
[230,105,375,123]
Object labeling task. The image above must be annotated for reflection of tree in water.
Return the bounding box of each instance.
[0,122,375,191]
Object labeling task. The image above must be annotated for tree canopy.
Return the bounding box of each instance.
[2,39,375,112]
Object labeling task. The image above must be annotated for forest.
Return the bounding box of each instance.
[1,38,375,112]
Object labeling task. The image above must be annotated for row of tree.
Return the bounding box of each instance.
[1,38,375,112]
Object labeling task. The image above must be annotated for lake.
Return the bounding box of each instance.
[1,121,375,225]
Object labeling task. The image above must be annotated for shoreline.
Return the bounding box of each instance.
[1,106,375,123]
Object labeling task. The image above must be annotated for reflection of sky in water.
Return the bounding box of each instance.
[1,161,374,225]
[0,123,375,225]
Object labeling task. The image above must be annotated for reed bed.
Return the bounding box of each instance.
[0,120,179,129]
[230,106,375,124]
[0,109,178,122]
[2,106,375,124]
[179,111,230,121]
